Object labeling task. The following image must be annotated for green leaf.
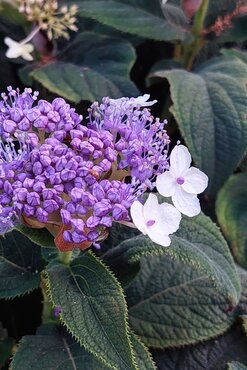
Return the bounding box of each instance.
[15,225,55,248]
[11,324,155,370]
[30,32,138,103]
[0,230,41,298]
[105,212,241,303]
[156,56,247,195]
[228,362,247,370]
[76,1,187,41]
[126,252,239,348]
[0,323,14,368]
[152,324,247,369]
[45,252,136,370]
[216,173,247,269]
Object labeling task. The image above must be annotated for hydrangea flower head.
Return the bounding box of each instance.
[156,145,208,216]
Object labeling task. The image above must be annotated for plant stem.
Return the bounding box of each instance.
[40,274,53,324]
[183,0,209,70]
[58,250,73,265]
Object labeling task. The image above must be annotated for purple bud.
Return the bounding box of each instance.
[71,218,85,233]
[27,133,38,147]
[38,100,53,114]
[86,216,100,228]
[85,174,97,186]
[87,230,99,241]
[44,166,56,178]
[104,147,116,162]
[100,159,112,172]
[50,173,62,185]
[18,117,31,131]
[33,181,45,193]
[107,189,120,203]
[52,306,62,318]
[52,97,67,111]
[112,204,128,221]
[94,199,111,217]
[63,230,73,242]
[66,158,78,171]
[70,129,84,140]
[4,181,13,195]
[74,177,86,189]
[14,188,28,202]
[53,130,66,142]
[89,137,104,150]
[71,188,84,203]
[27,192,40,206]
[33,162,43,176]
[34,115,48,129]
[9,108,23,122]
[54,184,64,193]
[66,202,76,214]
[81,193,96,207]
[92,184,105,201]
[55,158,67,172]
[80,142,94,155]
[100,180,112,192]
[42,188,56,200]
[40,155,52,167]
[24,204,35,217]
[36,208,48,223]
[75,204,87,215]
[115,138,126,151]
[43,199,59,213]
[99,216,112,227]
[26,108,41,122]
[3,119,16,133]
[71,232,87,244]
[61,169,76,182]
[60,209,71,225]
[23,178,34,189]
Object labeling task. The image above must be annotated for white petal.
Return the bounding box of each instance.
[146,228,171,247]
[182,167,208,194]
[155,202,181,234]
[172,186,201,217]
[22,43,34,53]
[4,37,17,47]
[133,94,157,107]
[143,193,159,221]
[6,46,22,59]
[130,201,146,234]
[156,171,176,197]
[170,145,191,175]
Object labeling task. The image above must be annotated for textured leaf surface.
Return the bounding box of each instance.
[46,252,136,370]
[126,252,239,348]
[77,0,187,41]
[152,324,247,369]
[105,212,240,303]
[0,231,41,298]
[228,362,247,370]
[31,32,138,103]
[11,324,155,370]
[216,173,247,268]
[16,225,55,248]
[156,56,247,195]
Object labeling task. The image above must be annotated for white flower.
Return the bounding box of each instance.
[156,145,208,217]
[4,37,34,61]
[130,193,181,247]
[109,94,157,108]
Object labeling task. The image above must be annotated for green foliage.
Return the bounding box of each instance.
[126,253,239,348]
[0,230,41,298]
[155,55,247,195]
[15,225,55,248]
[216,173,247,269]
[30,31,138,103]
[105,212,241,303]
[152,324,247,370]
[11,324,155,370]
[77,0,187,41]
[45,252,136,370]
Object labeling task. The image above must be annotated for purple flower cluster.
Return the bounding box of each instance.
[0,87,171,250]
[88,96,170,192]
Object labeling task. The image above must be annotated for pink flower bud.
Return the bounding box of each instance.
[182,0,202,19]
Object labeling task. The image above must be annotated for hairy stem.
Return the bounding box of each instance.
[58,250,73,265]
[40,274,53,324]
[183,0,209,70]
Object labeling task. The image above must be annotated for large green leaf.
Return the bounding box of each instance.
[155,56,247,195]
[76,0,187,41]
[216,173,247,268]
[152,324,247,369]
[0,230,41,298]
[126,252,239,348]
[15,225,55,248]
[45,252,136,370]
[11,324,155,370]
[30,32,138,103]
[105,212,240,303]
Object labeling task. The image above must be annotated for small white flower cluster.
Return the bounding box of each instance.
[130,144,208,247]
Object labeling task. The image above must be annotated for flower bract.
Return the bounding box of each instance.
[156,145,208,217]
